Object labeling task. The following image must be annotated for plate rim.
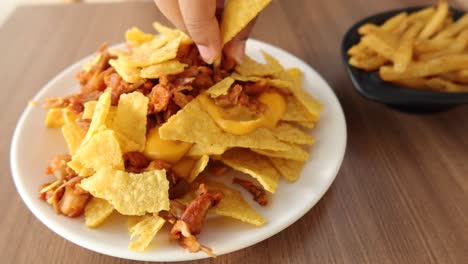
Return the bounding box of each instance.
[10,38,347,262]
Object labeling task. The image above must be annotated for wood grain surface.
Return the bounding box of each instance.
[1,0,467,263]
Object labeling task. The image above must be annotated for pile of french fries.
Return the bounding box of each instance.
[348,0,468,92]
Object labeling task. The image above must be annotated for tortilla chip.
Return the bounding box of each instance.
[205,182,265,226]
[261,50,283,73]
[67,159,95,177]
[84,197,114,228]
[230,73,290,94]
[272,123,315,145]
[283,69,323,119]
[220,148,280,193]
[80,167,169,215]
[45,108,77,128]
[140,60,187,79]
[82,53,102,72]
[297,121,315,129]
[83,90,112,144]
[119,35,181,68]
[153,22,193,45]
[235,55,282,77]
[111,92,148,152]
[159,98,290,151]
[109,59,141,83]
[45,108,64,128]
[128,215,166,252]
[230,72,263,82]
[206,77,235,98]
[127,215,143,230]
[252,143,309,161]
[61,122,86,155]
[285,67,303,84]
[82,101,97,119]
[282,96,318,122]
[172,157,197,178]
[188,155,210,183]
[186,143,228,157]
[221,0,272,44]
[126,27,155,46]
[73,130,125,172]
[269,158,305,182]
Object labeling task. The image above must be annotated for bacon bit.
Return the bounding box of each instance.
[106,72,133,105]
[170,220,216,257]
[169,178,191,199]
[209,160,230,176]
[39,181,62,201]
[44,97,68,109]
[172,91,193,108]
[214,84,243,107]
[180,184,224,235]
[158,200,187,224]
[64,89,103,113]
[58,183,90,218]
[193,66,214,90]
[45,154,77,181]
[68,102,85,114]
[147,159,172,171]
[232,177,268,206]
[213,67,230,83]
[169,184,223,257]
[75,43,115,94]
[75,118,91,131]
[163,100,181,122]
[42,176,87,216]
[123,152,151,173]
[135,80,155,95]
[170,200,187,219]
[148,83,172,113]
[244,80,269,95]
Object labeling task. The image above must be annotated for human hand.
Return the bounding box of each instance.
[154,0,254,64]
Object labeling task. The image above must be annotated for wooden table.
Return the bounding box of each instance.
[1,1,467,263]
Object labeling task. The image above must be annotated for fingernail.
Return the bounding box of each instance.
[198,45,218,64]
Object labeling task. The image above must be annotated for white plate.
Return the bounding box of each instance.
[10,39,347,262]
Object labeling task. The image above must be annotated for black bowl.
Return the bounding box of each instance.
[342,6,468,113]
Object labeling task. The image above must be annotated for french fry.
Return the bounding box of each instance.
[392,78,428,89]
[407,7,436,23]
[379,55,468,81]
[434,14,468,40]
[394,22,424,72]
[418,30,468,61]
[458,69,468,79]
[362,34,396,61]
[426,77,468,92]
[382,12,408,32]
[439,71,468,84]
[419,0,449,39]
[393,41,413,72]
[347,42,367,56]
[358,23,380,35]
[414,38,453,53]
[349,55,388,71]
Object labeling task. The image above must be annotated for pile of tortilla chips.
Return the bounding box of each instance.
[41,0,323,255]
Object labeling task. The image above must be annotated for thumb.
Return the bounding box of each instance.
[224,18,256,63]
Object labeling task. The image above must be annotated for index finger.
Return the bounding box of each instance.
[178,0,222,64]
